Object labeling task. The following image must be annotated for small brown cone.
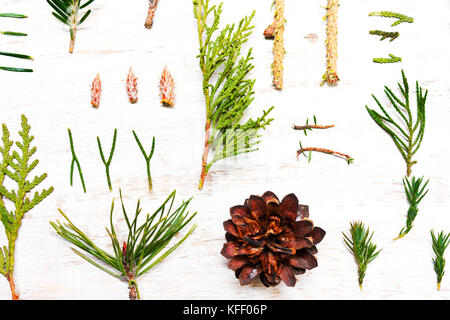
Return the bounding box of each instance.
[160,66,175,107]
[126,67,138,103]
[91,74,102,108]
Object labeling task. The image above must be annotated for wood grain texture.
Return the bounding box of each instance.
[0,0,449,300]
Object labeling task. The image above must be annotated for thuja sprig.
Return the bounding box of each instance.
[395,176,429,240]
[51,190,197,300]
[193,0,274,190]
[132,131,156,192]
[0,115,54,299]
[292,115,334,136]
[343,221,381,290]
[373,54,402,64]
[46,0,95,53]
[365,70,427,177]
[68,129,86,193]
[369,30,399,42]
[431,230,450,291]
[369,11,414,27]
[97,129,117,192]
[297,141,353,165]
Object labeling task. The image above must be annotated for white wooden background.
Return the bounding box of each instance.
[0,0,449,300]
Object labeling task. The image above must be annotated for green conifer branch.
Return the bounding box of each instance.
[68,129,86,193]
[0,115,53,299]
[132,131,155,192]
[373,54,402,64]
[343,221,381,290]
[395,176,429,240]
[369,11,414,27]
[97,129,117,192]
[193,0,274,190]
[51,190,197,300]
[431,230,450,291]
[365,70,427,177]
[369,30,399,42]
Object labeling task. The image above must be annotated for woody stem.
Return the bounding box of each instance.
[292,124,335,130]
[297,147,352,161]
[6,274,18,300]
[198,121,211,190]
[69,28,76,54]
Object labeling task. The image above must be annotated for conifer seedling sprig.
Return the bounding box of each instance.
[395,176,429,240]
[46,0,95,53]
[68,129,86,193]
[343,221,381,290]
[431,230,450,291]
[97,129,117,192]
[365,70,427,177]
[193,0,274,190]
[132,131,155,192]
[51,190,197,300]
[0,115,54,299]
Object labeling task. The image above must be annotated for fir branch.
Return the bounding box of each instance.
[46,0,95,53]
[373,54,402,64]
[365,70,427,177]
[0,115,53,299]
[343,221,381,290]
[297,141,353,165]
[369,11,414,27]
[193,0,274,190]
[145,0,159,29]
[67,129,86,193]
[132,131,156,192]
[369,30,399,42]
[51,190,197,300]
[431,230,450,291]
[395,176,429,240]
[97,129,117,192]
[322,0,340,86]
[292,115,334,136]
[0,13,28,19]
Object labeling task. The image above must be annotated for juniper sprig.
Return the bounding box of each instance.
[0,115,54,299]
[395,176,429,240]
[431,230,450,291]
[369,30,399,42]
[369,11,414,27]
[343,221,381,290]
[193,0,274,190]
[51,190,197,300]
[68,129,86,193]
[373,54,402,64]
[132,131,156,192]
[365,70,427,177]
[46,0,95,53]
[97,129,117,192]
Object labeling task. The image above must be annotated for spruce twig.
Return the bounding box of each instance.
[373,54,402,64]
[68,129,86,193]
[343,221,381,290]
[394,176,429,240]
[132,131,156,192]
[365,70,427,177]
[369,30,399,42]
[297,141,353,165]
[431,230,450,291]
[51,190,197,300]
[292,115,334,136]
[369,11,414,27]
[46,0,95,53]
[194,0,274,190]
[97,129,117,192]
[0,115,54,299]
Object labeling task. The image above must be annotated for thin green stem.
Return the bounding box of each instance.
[97,129,117,192]
[68,129,86,193]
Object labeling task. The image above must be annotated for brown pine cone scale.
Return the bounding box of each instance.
[221,191,325,287]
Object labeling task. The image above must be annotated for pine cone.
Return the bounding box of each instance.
[221,191,325,287]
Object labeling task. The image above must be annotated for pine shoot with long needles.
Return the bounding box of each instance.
[51,190,196,300]
[193,0,274,190]
[46,0,95,53]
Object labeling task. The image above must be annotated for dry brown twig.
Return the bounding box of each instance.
[322,0,339,86]
[145,0,159,29]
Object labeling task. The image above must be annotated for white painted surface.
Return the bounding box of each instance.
[0,0,449,300]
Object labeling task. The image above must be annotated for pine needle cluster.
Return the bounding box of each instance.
[193,0,274,190]
[431,230,450,291]
[0,115,54,299]
[51,190,197,300]
[46,0,95,53]
[343,221,381,290]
